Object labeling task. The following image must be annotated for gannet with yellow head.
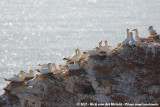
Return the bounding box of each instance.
[36,63,55,74]
[121,29,130,46]
[99,40,111,52]
[68,48,81,63]
[19,70,34,80]
[132,29,141,41]
[84,47,100,56]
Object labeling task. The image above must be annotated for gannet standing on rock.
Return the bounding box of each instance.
[84,47,100,56]
[99,40,111,53]
[129,32,136,46]
[26,74,39,87]
[132,29,141,41]
[37,63,52,69]
[19,70,34,80]
[36,63,55,74]
[148,26,157,37]
[63,49,81,64]
[69,49,81,62]
[121,29,130,46]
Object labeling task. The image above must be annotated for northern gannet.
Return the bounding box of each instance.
[99,40,111,52]
[148,26,157,36]
[36,63,54,74]
[51,64,56,73]
[68,61,80,70]
[19,70,34,79]
[84,47,100,56]
[129,32,136,46]
[4,74,22,82]
[121,29,130,46]
[132,29,141,41]
[26,74,39,87]
[117,43,121,48]
[37,63,52,69]
[66,49,81,63]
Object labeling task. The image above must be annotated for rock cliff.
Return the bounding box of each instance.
[0,38,160,107]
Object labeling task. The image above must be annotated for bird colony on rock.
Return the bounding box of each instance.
[4,26,159,88]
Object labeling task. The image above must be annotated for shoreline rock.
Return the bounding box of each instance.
[0,38,160,107]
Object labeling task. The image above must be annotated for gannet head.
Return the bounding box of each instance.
[52,64,56,67]
[104,40,108,46]
[126,29,130,36]
[19,70,23,74]
[132,29,138,33]
[117,43,121,47]
[132,29,138,31]
[148,26,153,30]
[29,70,34,73]
[75,49,80,54]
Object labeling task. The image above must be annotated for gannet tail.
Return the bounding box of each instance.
[35,69,40,72]
[4,78,10,81]
[63,58,70,60]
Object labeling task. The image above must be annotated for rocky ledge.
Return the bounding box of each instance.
[0,38,160,107]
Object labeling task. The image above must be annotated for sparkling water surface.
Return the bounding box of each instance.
[0,0,160,94]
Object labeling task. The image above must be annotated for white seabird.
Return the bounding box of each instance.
[19,70,34,79]
[132,29,141,41]
[26,74,39,87]
[99,40,111,52]
[121,29,130,46]
[36,63,55,74]
[37,63,52,69]
[84,47,100,56]
[148,26,157,36]
[64,49,81,63]
[68,61,80,70]
[129,32,136,46]
[4,74,22,82]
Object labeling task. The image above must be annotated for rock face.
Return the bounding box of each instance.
[0,38,160,107]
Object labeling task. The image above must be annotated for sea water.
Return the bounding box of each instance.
[0,0,160,94]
